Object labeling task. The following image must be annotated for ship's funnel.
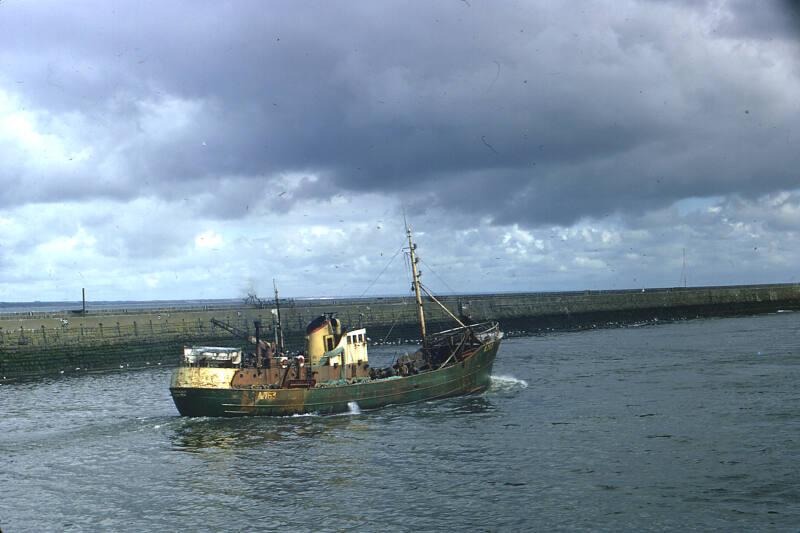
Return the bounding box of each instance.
[305,315,337,365]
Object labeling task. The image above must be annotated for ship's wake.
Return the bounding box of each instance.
[326,401,363,418]
[490,374,529,392]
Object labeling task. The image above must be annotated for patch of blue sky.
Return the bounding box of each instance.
[674,195,726,216]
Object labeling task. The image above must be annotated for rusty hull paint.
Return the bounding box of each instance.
[171,367,237,389]
[170,339,500,417]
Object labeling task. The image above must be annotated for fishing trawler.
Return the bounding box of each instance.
[169,224,503,417]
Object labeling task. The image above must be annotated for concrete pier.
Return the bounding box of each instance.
[1,283,798,380]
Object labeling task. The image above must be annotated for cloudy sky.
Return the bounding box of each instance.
[0,0,799,301]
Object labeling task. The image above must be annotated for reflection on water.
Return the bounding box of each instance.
[171,414,362,452]
[170,393,502,452]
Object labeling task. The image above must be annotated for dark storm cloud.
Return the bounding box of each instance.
[646,0,800,39]
[716,0,800,39]
[1,0,799,226]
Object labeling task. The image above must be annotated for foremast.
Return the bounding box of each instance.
[405,220,427,350]
[273,279,285,353]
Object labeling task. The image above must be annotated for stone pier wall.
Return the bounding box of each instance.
[2,283,798,380]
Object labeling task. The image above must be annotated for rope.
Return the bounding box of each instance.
[403,248,412,293]
[379,315,399,344]
[418,257,458,295]
[358,242,405,298]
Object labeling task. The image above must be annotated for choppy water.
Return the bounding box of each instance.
[1,313,799,532]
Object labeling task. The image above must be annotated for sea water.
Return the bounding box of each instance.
[1,313,798,531]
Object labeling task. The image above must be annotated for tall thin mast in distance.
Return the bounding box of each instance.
[405,219,427,349]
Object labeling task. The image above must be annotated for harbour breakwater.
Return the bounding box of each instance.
[1,283,798,380]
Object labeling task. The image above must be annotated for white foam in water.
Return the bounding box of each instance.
[347,401,362,415]
[490,374,529,389]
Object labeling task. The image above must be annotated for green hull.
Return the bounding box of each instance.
[170,339,500,417]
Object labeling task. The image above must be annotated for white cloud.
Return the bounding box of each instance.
[36,229,96,254]
[0,89,84,172]
[194,230,223,250]
[574,256,606,269]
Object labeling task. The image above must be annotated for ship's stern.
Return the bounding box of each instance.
[169,367,238,417]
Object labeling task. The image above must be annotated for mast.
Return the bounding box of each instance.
[273,278,285,353]
[681,248,687,288]
[405,219,427,349]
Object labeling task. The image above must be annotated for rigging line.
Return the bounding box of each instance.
[402,247,412,293]
[420,282,467,328]
[418,257,458,295]
[358,242,405,299]
[379,314,399,344]
[438,329,468,370]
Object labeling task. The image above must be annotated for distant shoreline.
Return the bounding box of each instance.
[1,281,798,314]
